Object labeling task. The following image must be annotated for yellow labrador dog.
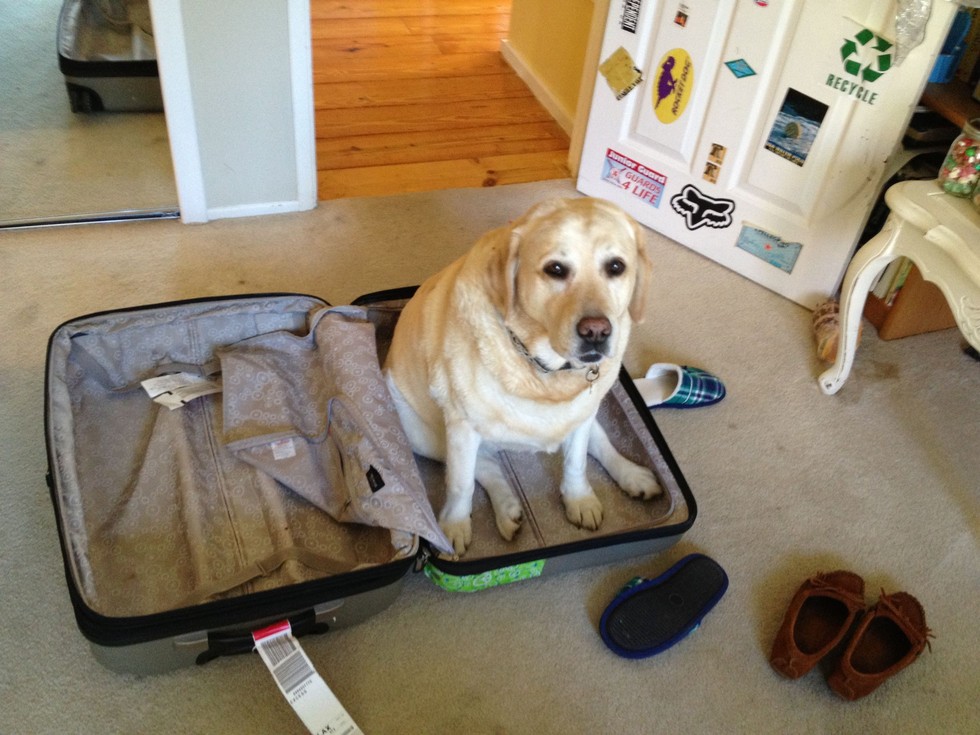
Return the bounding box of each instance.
[384,197,661,556]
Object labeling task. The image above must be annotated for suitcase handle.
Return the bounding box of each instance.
[184,601,341,665]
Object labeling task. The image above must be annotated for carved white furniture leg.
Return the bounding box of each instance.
[819,180,980,395]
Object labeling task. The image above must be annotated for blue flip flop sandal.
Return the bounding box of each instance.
[600,553,729,659]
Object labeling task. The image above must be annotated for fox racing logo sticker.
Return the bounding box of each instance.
[670,185,735,230]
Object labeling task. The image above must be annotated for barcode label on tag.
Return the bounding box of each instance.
[261,631,297,668]
[274,649,315,694]
[252,621,364,735]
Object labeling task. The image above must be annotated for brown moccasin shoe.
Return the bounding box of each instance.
[769,570,866,679]
[826,590,932,701]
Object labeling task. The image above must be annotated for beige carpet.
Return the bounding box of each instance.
[1,179,977,734]
[0,0,176,225]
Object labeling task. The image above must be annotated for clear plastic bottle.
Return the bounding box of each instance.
[939,117,980,197]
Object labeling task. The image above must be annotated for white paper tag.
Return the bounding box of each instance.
[141,373,222,410]
[252,621,363,735]
[271,437,297,460]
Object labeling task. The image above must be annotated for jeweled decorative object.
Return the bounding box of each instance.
[939,117,980,197]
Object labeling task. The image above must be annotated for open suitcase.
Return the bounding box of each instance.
[45,290,696,674]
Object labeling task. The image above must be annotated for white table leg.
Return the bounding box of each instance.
[818,219,904,395]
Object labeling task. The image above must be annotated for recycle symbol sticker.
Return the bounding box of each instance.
[841,28,892,83]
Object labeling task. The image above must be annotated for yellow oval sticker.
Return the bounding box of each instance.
[653,48,694,124]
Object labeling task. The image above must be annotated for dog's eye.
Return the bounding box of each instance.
[605,258,627,277]
[543,261,569,280]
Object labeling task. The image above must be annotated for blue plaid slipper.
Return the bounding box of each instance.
[635,363,726,408]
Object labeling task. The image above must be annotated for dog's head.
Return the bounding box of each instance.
[485,197,652,372]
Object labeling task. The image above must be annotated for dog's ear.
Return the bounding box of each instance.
[483,199,568,318]
[482,226,521,319]
[629,218,653,323]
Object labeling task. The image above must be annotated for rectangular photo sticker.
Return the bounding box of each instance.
[702,143,727,184]
[736,223,802,274]
[674,3,689,27]
[764,88,828,167]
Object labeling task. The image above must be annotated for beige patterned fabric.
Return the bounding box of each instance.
[47,297,446,619]
[218,306,451,555]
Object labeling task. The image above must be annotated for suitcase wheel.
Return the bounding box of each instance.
[66,83,104,114]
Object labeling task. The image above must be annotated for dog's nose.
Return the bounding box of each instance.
[577,316,612,345]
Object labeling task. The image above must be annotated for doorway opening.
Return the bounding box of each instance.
[311,1,570,199]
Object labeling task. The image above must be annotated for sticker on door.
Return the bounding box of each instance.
[620,0,642,33]
[600,47,644,101]
[724,59,756,79]
[764,88,829,167]
[703,143,727,184]
[674,4,689,27]
[669,185,734,230]
[824,28,892,106]
[602,149,667,207]
[653,48,694,124]
[736,224,802,274]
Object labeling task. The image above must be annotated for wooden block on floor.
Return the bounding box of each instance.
[864,263,958,340]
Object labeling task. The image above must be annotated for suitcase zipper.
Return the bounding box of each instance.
[413,545,432,573]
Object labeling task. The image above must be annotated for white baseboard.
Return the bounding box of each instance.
[207,199,316,222]
[500,39,574,135]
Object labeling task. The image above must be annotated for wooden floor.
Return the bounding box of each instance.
[311,0,571,200]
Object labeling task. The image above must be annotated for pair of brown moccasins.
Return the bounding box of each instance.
[769,570,932,700]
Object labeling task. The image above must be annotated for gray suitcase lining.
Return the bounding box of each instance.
[47,295,688,622]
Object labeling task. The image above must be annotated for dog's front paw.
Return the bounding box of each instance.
[440,518,473,557]
[563,492,604,530]
[617,463,663,500]
[493,499,524,541]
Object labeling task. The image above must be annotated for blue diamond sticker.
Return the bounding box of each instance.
[724,59,756,78]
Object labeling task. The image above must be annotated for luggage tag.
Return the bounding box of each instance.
[141,372,221,410]
[252,621,363,735]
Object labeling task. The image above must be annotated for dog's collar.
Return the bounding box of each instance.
[505,326,601,384]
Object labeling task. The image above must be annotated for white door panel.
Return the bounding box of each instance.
[578,0,958,307]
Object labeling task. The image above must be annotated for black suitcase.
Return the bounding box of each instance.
[45,291,695,673]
